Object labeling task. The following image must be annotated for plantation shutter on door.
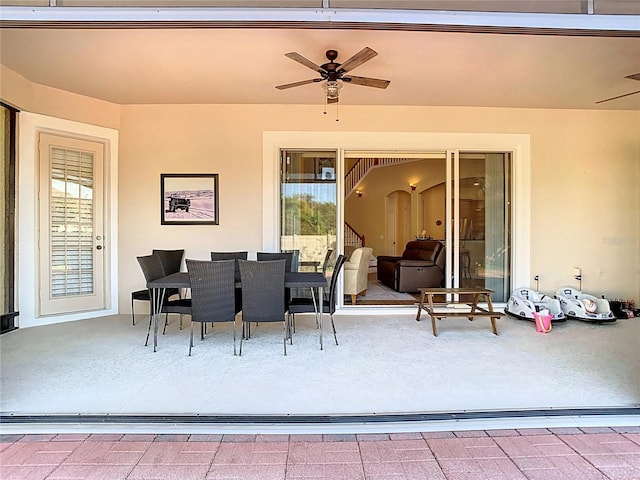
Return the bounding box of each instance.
[50,147,95,297]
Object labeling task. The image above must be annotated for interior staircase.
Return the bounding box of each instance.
[345,157,412,197]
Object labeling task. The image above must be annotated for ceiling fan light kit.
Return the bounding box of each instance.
[323,80,342,100]
[276,46,390,119]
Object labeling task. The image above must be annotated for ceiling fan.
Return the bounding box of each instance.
[276,47,390,104]
[596,73,640,104]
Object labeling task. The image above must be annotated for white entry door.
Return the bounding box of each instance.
[38,133,106,315]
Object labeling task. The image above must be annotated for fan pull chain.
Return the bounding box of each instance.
[335,101,339,122]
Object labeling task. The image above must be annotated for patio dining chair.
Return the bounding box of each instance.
[256,251,295,272]
[257,251,297,308]
[210,250,248,273]
[238,259,289,356]
[288,254,347,346]
[131,249,184,326]
[186,259,240,356]
[322,248,334,275]
[136,254,191,347]
[153,249,185,332]
[211,251,248,312]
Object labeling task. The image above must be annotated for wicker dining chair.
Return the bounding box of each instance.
[153,249,185,332]
[136,254,191,347]
[153,249,184,276]
[210,251,248,312]
[131,249,184,326]
[257,251,297,311]
[238,259,289,356]
[288,254,347,346]
[186,259,240,356]
[256,251,295,272]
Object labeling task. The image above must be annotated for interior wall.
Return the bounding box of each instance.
[2,67,639,318]
[422,183,446,240]
[345,159,447,256]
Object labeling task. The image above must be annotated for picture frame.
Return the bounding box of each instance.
[161,173,219,225]
[315,157,335,180]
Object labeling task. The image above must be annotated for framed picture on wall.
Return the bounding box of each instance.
[321,167,335,180]
[315,157,334,180]
[161,173,219,225]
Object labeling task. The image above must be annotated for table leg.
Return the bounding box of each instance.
[468,293,481,321]
[151,287,165,353]
[428,294,438,337]
[416,291,426,321]
[485,293,499,335]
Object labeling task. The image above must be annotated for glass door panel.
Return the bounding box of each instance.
[280,150,337,272]
[458,152,512,301]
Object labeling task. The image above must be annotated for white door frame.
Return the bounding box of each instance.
[18,112,119,327]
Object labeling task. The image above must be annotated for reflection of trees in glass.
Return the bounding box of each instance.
[283,194,336,235]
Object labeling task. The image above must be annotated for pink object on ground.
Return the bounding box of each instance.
[534,313,553,333]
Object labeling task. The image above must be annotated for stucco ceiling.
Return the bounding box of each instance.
[1,16,640,109]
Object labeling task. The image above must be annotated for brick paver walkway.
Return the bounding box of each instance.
[1,426,640,479]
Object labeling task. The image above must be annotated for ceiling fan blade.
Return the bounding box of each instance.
[276,78,322,90]
[625,73,640,81]
[595,89,640,104]
[337,47,378,74]
[342,75,390,89]
[284,52,325,74]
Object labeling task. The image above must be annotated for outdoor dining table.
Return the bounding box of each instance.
[147,270,327,352]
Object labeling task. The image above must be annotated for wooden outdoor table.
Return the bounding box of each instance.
[415,287,501,336]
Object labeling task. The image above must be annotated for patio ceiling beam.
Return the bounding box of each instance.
[0,6,639,36]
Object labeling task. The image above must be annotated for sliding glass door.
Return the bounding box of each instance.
[278,147,512,304]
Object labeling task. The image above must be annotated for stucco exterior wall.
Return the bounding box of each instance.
[2,66,638,323]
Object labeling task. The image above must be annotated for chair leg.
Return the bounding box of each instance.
[310,288,319,329]
[283,321,287,356]
[179,314,183,330]
[189,322,194,356]
[351,294,357,305]
[145,314,153,346]
[232,320,237,356]
[201,322,205,341]
[239,323,244,356]
[330,313,338,346]
[163,314,169,334]
[131,297,135,326]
